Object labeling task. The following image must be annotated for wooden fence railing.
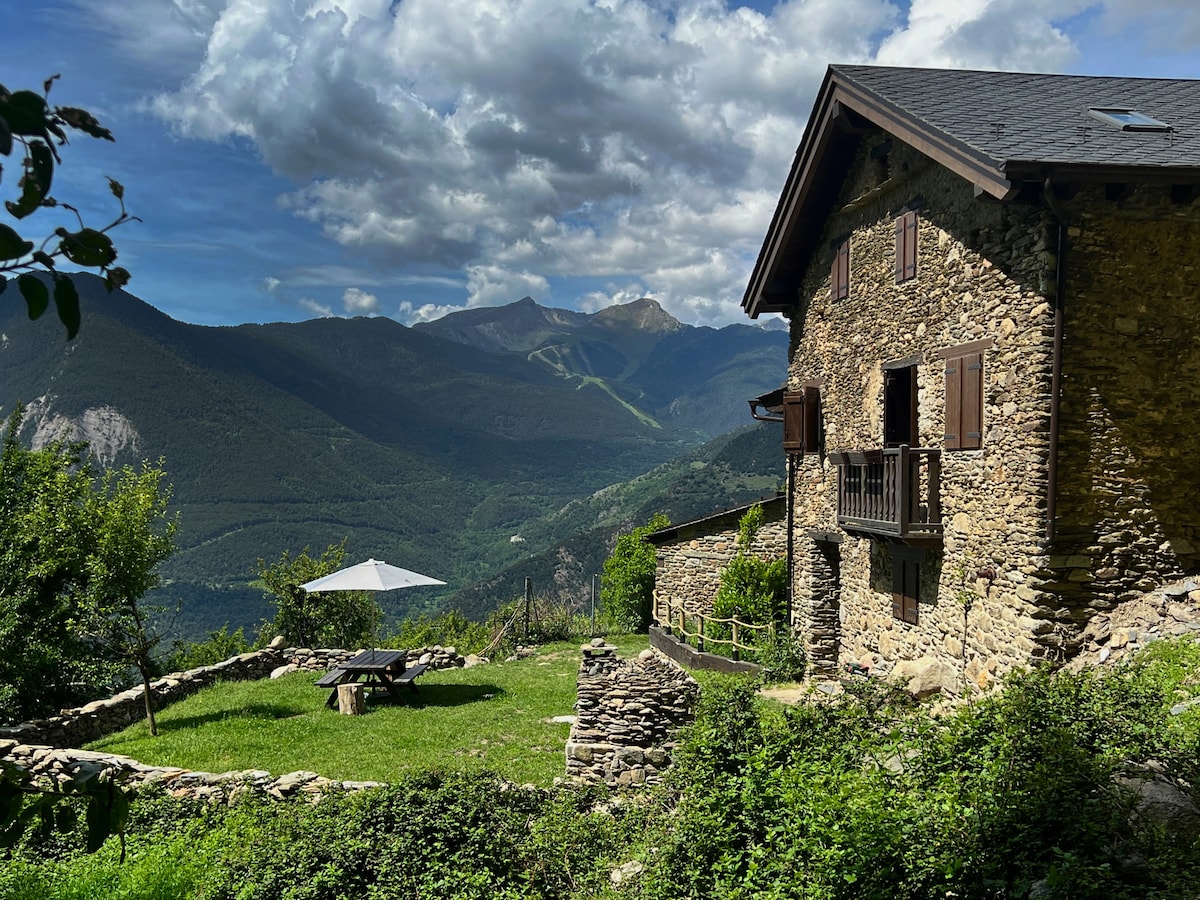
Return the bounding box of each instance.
[653,598,773,661]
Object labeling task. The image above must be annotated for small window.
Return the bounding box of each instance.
[942,344,986,450]
[891,553,919,625]
[1087,107,1172,133]
[831,239,850,301]
[783,385,821,454]
[894,211,917,283]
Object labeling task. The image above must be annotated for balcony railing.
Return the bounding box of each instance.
[828,445,942,545]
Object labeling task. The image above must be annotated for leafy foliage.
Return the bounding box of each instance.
[644,644,1200,900]
[164,625,254,672]
[712,503,788,627]
[78,462,177,735]
[0,77,135,338]
[257,541,379,649]
[601,512,669,632]
[0,410,128,721]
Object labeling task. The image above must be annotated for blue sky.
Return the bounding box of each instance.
[3,0,1199,329]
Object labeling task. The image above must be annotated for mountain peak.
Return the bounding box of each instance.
[591,298,681,333]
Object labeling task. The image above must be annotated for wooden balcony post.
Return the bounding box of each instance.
[896,444,911,534]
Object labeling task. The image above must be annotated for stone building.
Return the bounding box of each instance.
[646,495,786,626]
[740,66,1200,688]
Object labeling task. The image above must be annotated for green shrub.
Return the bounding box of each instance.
[164,624,252,671]
[755,627,807,683]
[601,513,668,632]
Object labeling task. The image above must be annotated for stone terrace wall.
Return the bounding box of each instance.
[0,642,469,749]
[566,641,698,786]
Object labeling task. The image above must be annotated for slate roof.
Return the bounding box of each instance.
[743,65,1200,318]
[832,65,1200,175]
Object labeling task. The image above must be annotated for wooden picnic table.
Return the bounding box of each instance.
[314,648,429,709]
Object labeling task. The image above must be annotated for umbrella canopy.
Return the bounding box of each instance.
[301,558,446,593]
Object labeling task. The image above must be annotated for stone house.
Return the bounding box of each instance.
[740,65,1200,688]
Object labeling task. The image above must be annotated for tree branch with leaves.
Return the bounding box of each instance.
[0,75,136,338]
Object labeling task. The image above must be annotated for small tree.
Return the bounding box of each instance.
[712,503,787,629]
[81,461,178,736]
[258,542,378,648]
[1,77,136,337]
[601,513,669,632]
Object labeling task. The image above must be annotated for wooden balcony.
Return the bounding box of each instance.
[828,445,943,546]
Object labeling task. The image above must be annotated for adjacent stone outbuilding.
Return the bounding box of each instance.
[646,495,786,625]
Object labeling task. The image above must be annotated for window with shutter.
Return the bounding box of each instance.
[894,211,918,283]
[831,239,850,300]
[941,343,986,450]
[891,553,920,625]
[783,386,822,454]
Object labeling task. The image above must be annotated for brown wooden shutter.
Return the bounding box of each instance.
[802,385,820,453]
[944,356,961,449]
[961,351,983,450]
[944,351,983,450]
[783,391,804,451]
[891,555,920,624]
[895,211,917,283]
[831,240,850,300]
[904,559,919,624]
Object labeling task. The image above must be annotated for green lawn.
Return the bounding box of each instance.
[86,636,650,787]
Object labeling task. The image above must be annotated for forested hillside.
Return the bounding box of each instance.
[0,277,787,639]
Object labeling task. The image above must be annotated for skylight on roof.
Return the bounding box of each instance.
[1087,107,1173,132]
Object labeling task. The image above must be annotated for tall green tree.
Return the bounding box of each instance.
[257,542,378,649]
[601,513,669,632]
[0,77,135,337]
[0,410,177,725]
[0,411,114,721]
[80,462,178,736]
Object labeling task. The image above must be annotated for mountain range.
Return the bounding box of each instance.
[0,276,788,639]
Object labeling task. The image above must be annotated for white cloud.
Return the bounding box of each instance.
[72,0,1200,326]
[465,265,550,307]
[298,297,335,317]
[342,286,380,315]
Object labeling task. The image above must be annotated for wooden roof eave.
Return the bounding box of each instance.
[742,69,1017,320]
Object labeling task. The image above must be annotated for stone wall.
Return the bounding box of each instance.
[565,641,698,786]
[1048,185,1200,632]
[780,132,1200,687]
[0,643,470,749]
[650,496,786,626]
[784,136,1059,688]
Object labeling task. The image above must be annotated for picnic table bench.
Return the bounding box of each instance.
[316,649,428,708]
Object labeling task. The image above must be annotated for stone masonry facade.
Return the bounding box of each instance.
[781,133,1200,689]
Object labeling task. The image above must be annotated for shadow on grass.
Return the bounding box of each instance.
[358,683,504,710]
[159,702,311,732]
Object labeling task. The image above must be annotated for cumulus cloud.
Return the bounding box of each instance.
[77,0,1199,325]
[342,286,381,315]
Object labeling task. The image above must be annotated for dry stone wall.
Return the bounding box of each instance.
[0,642,469,749]
[1048,185,1200,631]
[566,641,698,786]
[785,136,1059,688]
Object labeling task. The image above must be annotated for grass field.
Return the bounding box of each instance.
[86,635,651,787]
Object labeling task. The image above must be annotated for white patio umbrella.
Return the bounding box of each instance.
[301,558,446,657]
[301,558,446,593]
